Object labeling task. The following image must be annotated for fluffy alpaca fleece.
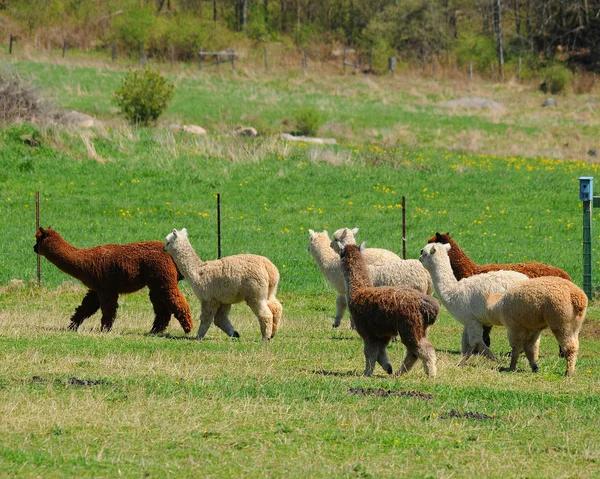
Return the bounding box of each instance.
[331,227,433,294]
[485,277,587,376]
[427,232,572,281]
[428,232,571,351]
[308,229,432,328]
[339,243,439,377]
[164,228,282,340]
[33,227,193,333]
[419,242,528,361]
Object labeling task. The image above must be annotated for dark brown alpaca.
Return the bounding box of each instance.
[34,227,193,334]
[338,243,439,377]
[427,232,571,351]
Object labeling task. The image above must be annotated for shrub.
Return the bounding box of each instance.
[540,64,573,94]
[293,107,323,137]
[0,64,50,122]
[112,68,174,126]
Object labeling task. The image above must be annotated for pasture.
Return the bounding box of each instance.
[1,57,600,477]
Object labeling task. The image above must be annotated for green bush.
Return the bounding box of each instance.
[540,64,573,94]
[293,107,323,137]
[112,68,174,126]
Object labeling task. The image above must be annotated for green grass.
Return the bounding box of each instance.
[2,56,600,477]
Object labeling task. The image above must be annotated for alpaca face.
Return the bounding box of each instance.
[307,229,330,254]
[419,242,451,269]
[33,227,50,254]
[330,227,359,254]
[164,228,188,254]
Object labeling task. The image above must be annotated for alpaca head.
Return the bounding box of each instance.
[419,242,451,271]
[330,227,359,254]
[427,232,451,245]
[164,228,189,255]
[307,229,330,254]
[33,226,56,255]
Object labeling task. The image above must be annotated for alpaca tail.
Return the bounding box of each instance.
[571,288,588,322]
[265,260,280,300]
[421,295,440,327]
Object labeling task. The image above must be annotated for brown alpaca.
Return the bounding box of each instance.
[34,227,193,334]
[338,243,439,377]
[427,232,571,350]
[485,277,587,376]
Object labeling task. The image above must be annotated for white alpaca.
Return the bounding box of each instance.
[164,228,283,340]
[308,229,432,328]
[419,242,528,361]
[485,276,587,376]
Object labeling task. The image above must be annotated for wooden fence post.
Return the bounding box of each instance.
[264,46,268,71]
[111,43,116,62]
[302,49,307,71]
[62,39,67,58]
[9,34,13,54]
[469,59,473,80]
[199,47,203,70]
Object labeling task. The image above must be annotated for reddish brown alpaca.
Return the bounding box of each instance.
[339,243,439,377]
[427,232,571,351]
[34,227,193,334]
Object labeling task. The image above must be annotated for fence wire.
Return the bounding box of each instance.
[0,195,590,294]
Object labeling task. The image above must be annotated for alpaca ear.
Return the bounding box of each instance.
[172,229,178,238]
[335,241,343,252]
[181,228,188,236]
[359,242,366,251]
[39,227,46,234]
[435,232,442,241]
[308,229,315,237]
[443,243,451,252]
[352,227,359,235]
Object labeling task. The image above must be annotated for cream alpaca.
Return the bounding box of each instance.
[419,242,527,361]
[485,277,587,376]
[331,227,433,295]
[164,228,282,340]
[309,229,432,328]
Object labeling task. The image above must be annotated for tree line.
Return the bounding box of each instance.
[2,0,599,71]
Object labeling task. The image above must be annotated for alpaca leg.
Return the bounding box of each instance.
[460,327,470,356]
[69,290,100,331]
[197,302,218,340]
[376,339,393,374]
[523,330,543,373]
[268,298,283,339]
[333,294,347,328]
[362,338,379,377]
[417,338,437,377]
[466,321,496,361]
[506,328,525,371]
[482,325,492,348]
[247,299,274,341]
[154,288,194,334]
[552,328,580,376]
[397,350,419,376]
[214,304,239,338]
[98,292,119,332]
[148,289,171,334]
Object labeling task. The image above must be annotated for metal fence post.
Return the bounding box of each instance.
[580,176,594,298]
[402,196,407,260]
[217,193,222,259]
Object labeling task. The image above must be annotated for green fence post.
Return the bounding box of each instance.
[579,176,594,299]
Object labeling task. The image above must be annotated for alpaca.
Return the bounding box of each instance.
[419,242,528,361]
[308,229,432,328]
[485,277,587,376]
[428,232,571,351]
[331,227,433,294]
[339,242,439,377]
[33,227,193,334]
[164,228,282,340]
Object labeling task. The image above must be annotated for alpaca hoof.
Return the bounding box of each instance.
[332,322,340,328]
[558,347,565,358]
[67,322,79,332]
[384,364,393,375]
[232,331,240,338]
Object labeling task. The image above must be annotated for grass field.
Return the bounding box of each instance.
[1,55,600,478]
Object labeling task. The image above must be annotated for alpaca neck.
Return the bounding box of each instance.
[427,256,459,300]
[342,248,373,299]
[311,241,343,284]
[172,239,205,280]
[448,239,478,279]
[41,236,88,281]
